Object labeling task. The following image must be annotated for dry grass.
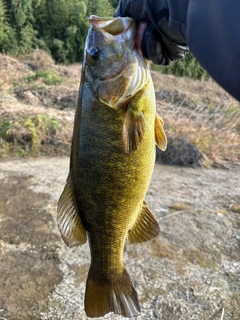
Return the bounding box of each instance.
[153,72,240,166]
[0,51,239,165]
[20,49,56,71]
[0,102,74,158]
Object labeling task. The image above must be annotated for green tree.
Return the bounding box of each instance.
[64,0,88,62]
[34,0,88,62]
[165,52,208,79]
[87,0,114,17]
[5,0,37,55]
[0,0,116,61]
[0,0,17,54]
[152,52,209,80]
[109,0,119,9]
[0,0,6,30]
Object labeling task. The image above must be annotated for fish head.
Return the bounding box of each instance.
[84,15,149,109]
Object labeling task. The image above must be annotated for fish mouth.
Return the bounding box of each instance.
[89,15,136,39]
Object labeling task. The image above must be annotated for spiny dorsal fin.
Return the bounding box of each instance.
[122,108,145,154]
[128,201,160,243]
[155,113,167,151]
[85,267,140,317]
[57,174,87,247]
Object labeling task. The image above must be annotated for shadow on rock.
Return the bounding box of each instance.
[0,173,63,320]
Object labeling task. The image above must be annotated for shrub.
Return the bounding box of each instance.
[151,52,209,80]
[24,69,62,85]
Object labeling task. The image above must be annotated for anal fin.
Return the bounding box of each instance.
[122,107,145,154]
[128,201,160,243]
[57,173,87,247]
[155,113,167,151]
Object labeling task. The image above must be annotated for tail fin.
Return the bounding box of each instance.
[85,267,140,318]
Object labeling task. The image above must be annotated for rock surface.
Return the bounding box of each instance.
[0,158,239,320]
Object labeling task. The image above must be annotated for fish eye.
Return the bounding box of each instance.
[89,46,100,59]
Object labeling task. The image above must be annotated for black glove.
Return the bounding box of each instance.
[114,0,189,65]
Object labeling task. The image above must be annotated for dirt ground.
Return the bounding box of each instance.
[0,158,239,320]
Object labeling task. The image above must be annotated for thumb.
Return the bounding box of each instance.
[135,22,147,53]
[141,23,166,65]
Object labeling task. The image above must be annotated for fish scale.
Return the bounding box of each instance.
[57,15,167,318]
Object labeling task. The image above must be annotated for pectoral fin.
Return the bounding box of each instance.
[155,113,167,151]
[57,173,87,247]
[128,201,160,243]
[122,107,145,154]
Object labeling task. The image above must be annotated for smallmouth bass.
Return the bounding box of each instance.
[57,15,167,318]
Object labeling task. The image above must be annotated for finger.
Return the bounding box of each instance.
[135,22,147,53]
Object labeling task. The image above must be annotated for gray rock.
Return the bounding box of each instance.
[156,136,203,167]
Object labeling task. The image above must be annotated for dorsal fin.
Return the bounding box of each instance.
[128,201,160,243]
[57,173,87,247]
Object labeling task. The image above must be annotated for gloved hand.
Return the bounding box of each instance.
[114,0,189,65]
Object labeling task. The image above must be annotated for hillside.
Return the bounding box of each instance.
[1,51,240,320]
[0,50,239,167]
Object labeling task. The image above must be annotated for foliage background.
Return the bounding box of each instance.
[0,0,115,62]
[0,0,207,79]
